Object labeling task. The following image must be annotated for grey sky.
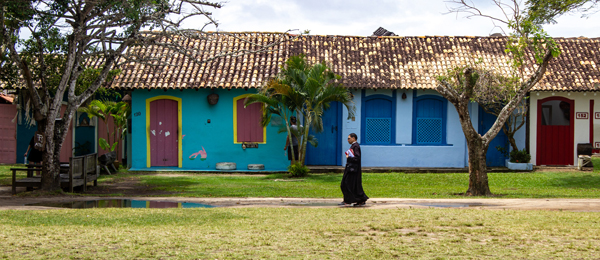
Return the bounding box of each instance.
[191,0,600,37]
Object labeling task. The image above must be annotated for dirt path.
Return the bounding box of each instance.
[2,195,600,211]
[2,171,600,211]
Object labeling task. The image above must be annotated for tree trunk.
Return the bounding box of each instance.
[465,137,492,196]
[39,119,61,191]
[300,116,311,166]
[40,107,74,191]
[507,133,519,152]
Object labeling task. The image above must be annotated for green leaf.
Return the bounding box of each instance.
[111,142,119,152]
[99,138,110,150]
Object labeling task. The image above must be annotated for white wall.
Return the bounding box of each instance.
[530,91,596,165]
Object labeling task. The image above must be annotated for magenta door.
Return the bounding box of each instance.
[0,104,17,164]
[537,97,574,165]
[149,99,178,167]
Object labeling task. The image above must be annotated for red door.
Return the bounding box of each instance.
[0,104,17,164]
[59,105,73,163]
[149,99,178,166]
[537,97,574,165]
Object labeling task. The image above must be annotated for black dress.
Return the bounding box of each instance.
[28,137,43,163]
[341,142,369,204]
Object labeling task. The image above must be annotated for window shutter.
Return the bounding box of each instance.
[364,97,393,144]
[415,98,444,145]
[236,99,263,142]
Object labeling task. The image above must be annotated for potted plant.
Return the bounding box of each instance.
[507,149,533,171]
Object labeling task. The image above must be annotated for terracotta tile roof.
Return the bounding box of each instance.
[111,32,600,91]
[4,32,600,92]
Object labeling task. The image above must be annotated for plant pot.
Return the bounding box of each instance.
[98,151,117,165]
[507,161,533,171]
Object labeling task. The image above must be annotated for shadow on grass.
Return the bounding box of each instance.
[550,173,600,189]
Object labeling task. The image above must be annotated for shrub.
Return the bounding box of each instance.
[288,162,309,177]
[510,149,531,163]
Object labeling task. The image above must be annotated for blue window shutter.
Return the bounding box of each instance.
[413,95,447,145]
[362,92,395,144]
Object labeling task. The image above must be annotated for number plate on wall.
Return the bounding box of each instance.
[243,143,259,148]
[576,112,589,119]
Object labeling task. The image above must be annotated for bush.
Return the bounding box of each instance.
[510,149,531,163]
[288,162,309,177]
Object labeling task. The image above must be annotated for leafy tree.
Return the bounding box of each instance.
[526,0,599,24]
[246,55,355,166]
[0,0,224,190]
[441,0,565,195]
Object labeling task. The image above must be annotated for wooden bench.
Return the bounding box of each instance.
[11,153,99,194]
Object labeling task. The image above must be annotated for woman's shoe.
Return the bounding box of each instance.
[354,201,366,207]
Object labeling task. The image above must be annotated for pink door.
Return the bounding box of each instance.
[0,104,17,164]
[59,105,73,163]
[537,97,574,165]
[149,99,178,167]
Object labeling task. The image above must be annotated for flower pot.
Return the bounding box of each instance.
[507,161,533,171]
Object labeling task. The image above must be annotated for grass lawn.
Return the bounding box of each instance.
[0,208,599,259]
[2,161,600,198]
[130,170,600,198]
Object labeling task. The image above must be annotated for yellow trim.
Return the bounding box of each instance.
[233,94,267,144]
[146,95,183,168]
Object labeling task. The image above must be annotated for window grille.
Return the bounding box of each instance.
[365,118,391,144]
[416,118,442,144]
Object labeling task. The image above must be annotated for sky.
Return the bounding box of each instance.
[190,0,600,38]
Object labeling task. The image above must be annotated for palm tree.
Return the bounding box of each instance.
[246,55,355,166]
[78,99,130,152]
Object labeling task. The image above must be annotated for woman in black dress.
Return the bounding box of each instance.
[340,133,369,206]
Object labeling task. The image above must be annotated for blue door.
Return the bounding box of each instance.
[306,102,341,165]
[479,107,508,167]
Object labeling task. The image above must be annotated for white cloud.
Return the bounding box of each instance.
[188,0,600,37]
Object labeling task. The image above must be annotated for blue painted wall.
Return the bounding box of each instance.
[341,89,523,168]
[130,89,289,171]
[16,115,38,164]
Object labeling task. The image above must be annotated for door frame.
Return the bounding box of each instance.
[146,95,182,168]
[536,96,574,165]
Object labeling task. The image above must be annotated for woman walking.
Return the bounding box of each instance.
[340,133,368,207]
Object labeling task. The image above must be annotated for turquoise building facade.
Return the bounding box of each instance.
[129,89,290,171]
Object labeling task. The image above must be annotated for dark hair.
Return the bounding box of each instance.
[290,116,297,124]
[349,133,357,140]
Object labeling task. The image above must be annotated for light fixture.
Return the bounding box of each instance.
[402,92,407,99]
[207,93,219,105]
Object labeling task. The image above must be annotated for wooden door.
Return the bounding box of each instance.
[479,107,508,167]
[537,97,574,165]
[307,102,341,166]
[149,99,178,167]
[0,104,17,164]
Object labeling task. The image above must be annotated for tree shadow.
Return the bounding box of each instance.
[550,174,600,189]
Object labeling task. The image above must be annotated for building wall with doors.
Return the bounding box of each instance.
[14,94,104,164]
[337,89,468,168]
[129,89,289,171]
[530,91,597,166]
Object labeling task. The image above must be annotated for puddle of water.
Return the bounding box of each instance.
[287,203,340,207]
[27,199,215,209]
[406,203,494,208]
